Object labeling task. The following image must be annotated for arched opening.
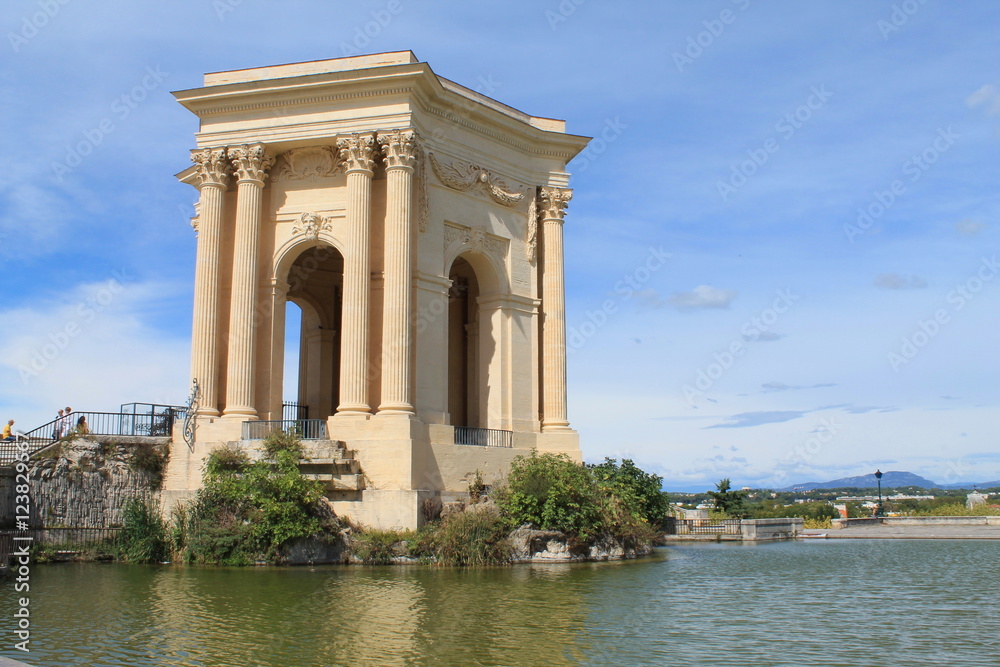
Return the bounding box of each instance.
[448,256,481,427]
[281,245,344,422]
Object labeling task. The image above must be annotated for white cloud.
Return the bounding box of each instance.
[874,273,927,290]
[0,278,190,430]
[966,84,1000,114]
[955,219,987,236]
[668,285,736,310]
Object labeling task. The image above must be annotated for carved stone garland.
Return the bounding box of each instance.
[428,153,525,207]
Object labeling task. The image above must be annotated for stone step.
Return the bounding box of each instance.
[302,472,364,491]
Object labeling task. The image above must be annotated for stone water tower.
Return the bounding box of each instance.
[163,52,589,528]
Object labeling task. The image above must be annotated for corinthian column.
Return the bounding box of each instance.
[539,187,573,431]
[223,143,272,419]
[189,147,229,416]
[336,133,377,417]
[378,130,417,415]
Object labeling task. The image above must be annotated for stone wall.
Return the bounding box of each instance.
[0,436,166,528]
[740,518,803,541]
[833,516,1000,529]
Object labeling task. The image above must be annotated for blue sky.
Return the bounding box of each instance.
[2,1,998,491]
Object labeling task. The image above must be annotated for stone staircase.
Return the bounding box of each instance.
[297,439,364,499]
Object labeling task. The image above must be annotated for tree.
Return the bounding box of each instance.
[708,478,747,518]
[588,458,670,527]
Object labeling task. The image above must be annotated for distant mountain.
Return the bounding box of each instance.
[782,471,938,492]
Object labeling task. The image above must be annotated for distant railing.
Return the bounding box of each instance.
[282,402,309,421]
[0,528,122,564]
[242,419,327,441]
[1,410,182,465]
[120,402,187,419]
[669,518,743,535]
[454,426,513,448]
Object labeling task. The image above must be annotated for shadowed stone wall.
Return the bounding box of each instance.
[0,436,167,528]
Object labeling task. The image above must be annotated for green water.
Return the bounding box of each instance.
[2,540,998,666]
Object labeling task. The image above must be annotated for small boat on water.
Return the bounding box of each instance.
[799,533,828,539]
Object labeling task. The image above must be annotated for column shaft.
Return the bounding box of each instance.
[189,147,229,416]
[337,133,376,416]
[540,187,572,431]
[378,130,417,414]
[224,143,271,419]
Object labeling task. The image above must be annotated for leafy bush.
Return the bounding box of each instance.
[179,439,330,565]
[494,452,604,541]
[589,458,670,527]
[261,429,306,460]
[119,497,168,564]
[494,451,665,549]
[351,529,409,565]
[433,507,512,566]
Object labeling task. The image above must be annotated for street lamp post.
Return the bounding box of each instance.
[874,469,884,517]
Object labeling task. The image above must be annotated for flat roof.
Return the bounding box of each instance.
[204,51,420,86]
[197,50,566,133]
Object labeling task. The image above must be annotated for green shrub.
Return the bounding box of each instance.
[119,497,168,564]
[433,507,512,566]
[351,529,407,565]
[261,429,306,460]
[589,458,670,527]
[180,439,330,565]
[494,452,604,541]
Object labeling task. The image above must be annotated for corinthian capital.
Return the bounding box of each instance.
[378,130,417,170]
[538,186,572,222]
[191,147,230,188]
[337,132,377,173]
[228,143,273,183]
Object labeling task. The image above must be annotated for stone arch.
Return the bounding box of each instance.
[271,237,346,422]
[443,236,508,297]
[446,251,504,429]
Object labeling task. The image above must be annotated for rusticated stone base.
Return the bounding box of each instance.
[0,436,166,528]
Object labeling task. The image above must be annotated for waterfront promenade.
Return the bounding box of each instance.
[803,524,1000,539]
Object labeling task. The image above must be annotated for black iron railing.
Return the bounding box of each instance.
[454,426,513,448]
[670,519,743,535]
[282,402,309,421]
[242,419,327,441]
[0,528,122,564]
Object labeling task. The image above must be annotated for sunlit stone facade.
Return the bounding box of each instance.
[164,52,589,528]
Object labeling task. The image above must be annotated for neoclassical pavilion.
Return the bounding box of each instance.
[163,52,589,528]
